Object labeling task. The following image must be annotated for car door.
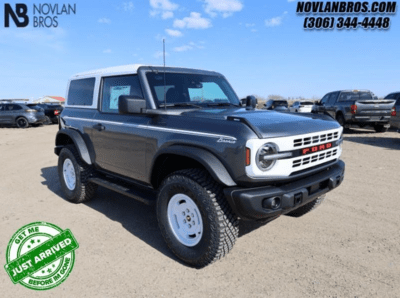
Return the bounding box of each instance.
[0,104,4,123]
[317,93,331,114]
[326,92,339,118]
[2,104,15,124]
[91,74,150,181]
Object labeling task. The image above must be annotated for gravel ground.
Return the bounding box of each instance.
[0,125,399,297]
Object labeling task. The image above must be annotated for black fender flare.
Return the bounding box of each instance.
[152,145,237,187]
[55,129,92,165]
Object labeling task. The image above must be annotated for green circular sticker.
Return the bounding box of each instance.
[4,222,79,291]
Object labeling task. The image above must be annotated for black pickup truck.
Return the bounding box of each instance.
[55,65,345,267]
[313,90,396,132]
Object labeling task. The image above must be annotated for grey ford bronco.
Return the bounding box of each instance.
[55,65,345,267]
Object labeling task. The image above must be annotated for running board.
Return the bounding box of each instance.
[89,177,157,206]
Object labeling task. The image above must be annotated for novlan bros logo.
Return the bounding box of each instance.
[4,4,28,27]
[4,3,76,28]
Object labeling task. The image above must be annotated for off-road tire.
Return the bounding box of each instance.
[336,114,345,127]
[157,168,239,268]
[286,195,326,218]
[374,124,388,133]
[16,117,29,128]
[58,145,97,203]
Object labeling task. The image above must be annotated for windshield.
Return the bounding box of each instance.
[146,72,240,108]
[274,101,288,106]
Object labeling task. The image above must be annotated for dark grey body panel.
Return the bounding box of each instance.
[59,105,342,187]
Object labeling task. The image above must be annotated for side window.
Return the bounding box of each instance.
[320,94,330,105]
[12,104,23,110]
[0,105,3,111]
[67,78,96,106]
[328,92,338,104]
[5,104,13,111]
[101,75,143,113]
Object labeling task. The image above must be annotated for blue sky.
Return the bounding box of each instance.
[0,0,399,100]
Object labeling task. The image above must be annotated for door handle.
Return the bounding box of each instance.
[93,123,105,131]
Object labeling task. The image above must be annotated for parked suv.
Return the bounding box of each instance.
[263,99,288,111]
[27,103,63,124]
[289,101,314,113]
[55,65,345,267]
[0,103,46,128]
[383,92,400,131]
[313,90,396,132]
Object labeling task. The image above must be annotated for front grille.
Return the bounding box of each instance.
[294,131,339,147]
[292,148,338,168]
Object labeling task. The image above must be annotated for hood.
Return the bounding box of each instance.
[181,108,341,138]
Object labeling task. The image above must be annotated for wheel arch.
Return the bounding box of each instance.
[55,129,92,165]
[150,145,237,189]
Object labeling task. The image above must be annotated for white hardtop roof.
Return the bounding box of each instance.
[72,64,145,78]
[71,64,217,79]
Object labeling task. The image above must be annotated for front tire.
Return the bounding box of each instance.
[374,124,388,133]
[58,145,97,203]
[336,114,345,127]
[157,169,239,268]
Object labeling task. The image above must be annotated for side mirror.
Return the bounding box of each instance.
[119,95,146,114]
[246,95,257,110]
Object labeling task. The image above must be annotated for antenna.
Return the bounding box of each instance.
[163,39,166,110]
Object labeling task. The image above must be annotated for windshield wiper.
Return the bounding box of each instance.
[206,102,240,107]
[159,102,202,109]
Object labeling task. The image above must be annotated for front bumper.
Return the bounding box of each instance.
[224,160,345,221]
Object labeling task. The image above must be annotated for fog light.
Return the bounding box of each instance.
[262,197,281,210]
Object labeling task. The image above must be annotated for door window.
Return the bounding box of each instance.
[320,94,330,105]
[101,75,143,113]
[328,92,338,104]
[12,104,23,110]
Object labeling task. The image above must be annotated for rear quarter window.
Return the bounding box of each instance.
[67,78,96,106]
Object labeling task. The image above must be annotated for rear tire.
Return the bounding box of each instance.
[16,117,29,128]
[58,145,97,203]
[286,195,326,218]
[44,116,52,125]
[374,124,388,133]
[157,169,239,268]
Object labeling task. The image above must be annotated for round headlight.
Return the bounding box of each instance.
[256,143,279,171]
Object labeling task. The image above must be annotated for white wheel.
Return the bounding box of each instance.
[63,158,76,191]
[167,193,203,247]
